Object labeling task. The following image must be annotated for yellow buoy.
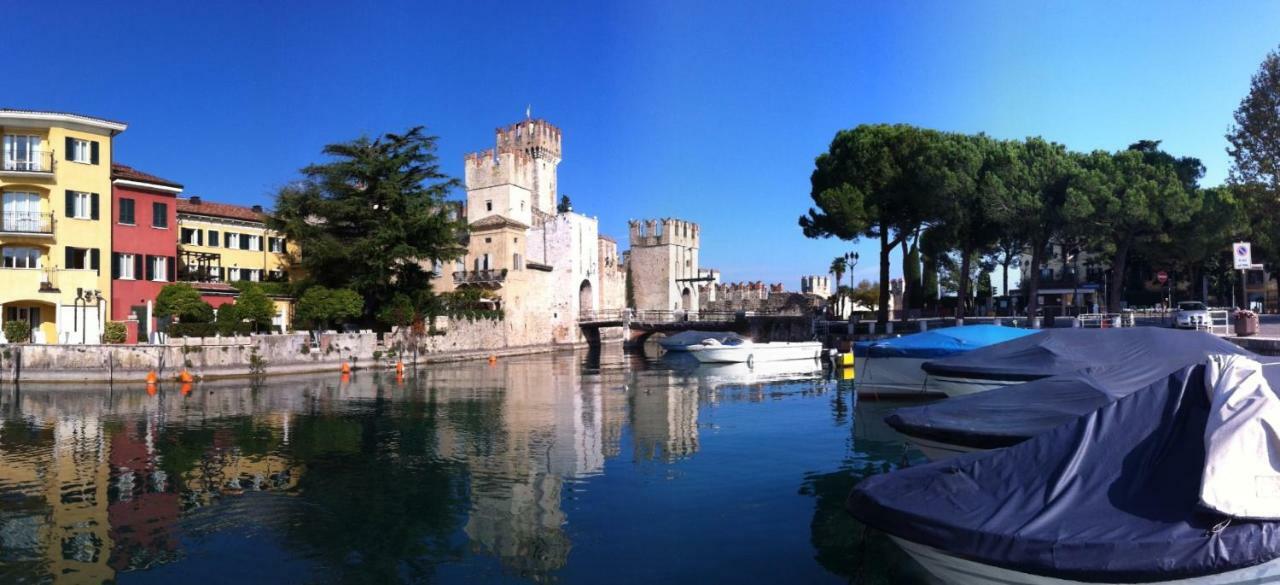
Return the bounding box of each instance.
[840,353,855,367]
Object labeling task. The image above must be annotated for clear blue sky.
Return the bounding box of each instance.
[10,1,1279,289]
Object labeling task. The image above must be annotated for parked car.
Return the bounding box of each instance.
[1173,301,1210,329]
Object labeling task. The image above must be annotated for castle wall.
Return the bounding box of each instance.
[628,219,700,312]
[598,238,626,312]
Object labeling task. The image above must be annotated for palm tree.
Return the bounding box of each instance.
[830,257,847,293]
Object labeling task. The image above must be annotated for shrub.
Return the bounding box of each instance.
[235,284,277,332]
[3,320,31,343]
[168,322,218,338]
[295,286,363,330]
[216,303,253,336]
[103,321,127,344]
[156,283,215,323]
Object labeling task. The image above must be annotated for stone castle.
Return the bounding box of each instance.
[440,117,625,344]
[627,218,702,312]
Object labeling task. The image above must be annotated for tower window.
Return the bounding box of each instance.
[486,200,493,212]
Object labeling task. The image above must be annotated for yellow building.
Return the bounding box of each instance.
[1,109,124,343]
[175,196,297,329]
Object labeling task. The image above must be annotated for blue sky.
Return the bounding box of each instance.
[9,1,1279,290]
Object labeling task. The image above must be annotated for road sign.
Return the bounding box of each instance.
[1157,271,1168,284]
[1234,242,1253,270]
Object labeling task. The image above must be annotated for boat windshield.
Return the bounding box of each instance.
[1178,302,1207,311]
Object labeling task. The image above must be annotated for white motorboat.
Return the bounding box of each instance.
[688,338,823,364]
[657,330,745,352]
[688,359,824,389]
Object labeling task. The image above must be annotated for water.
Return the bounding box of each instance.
[0,348,937,584]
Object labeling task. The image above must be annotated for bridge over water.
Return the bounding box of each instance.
[577,309,812,346]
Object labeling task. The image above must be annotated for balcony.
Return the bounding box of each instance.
[1,150,55,178]
[453,268,508,288]
[0,212,54,237]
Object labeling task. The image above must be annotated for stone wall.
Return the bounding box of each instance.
[0,315,595,384]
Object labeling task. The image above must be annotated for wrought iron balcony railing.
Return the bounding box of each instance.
[1,211,54,234]
[453,268,508,285]
[1,150,55,174]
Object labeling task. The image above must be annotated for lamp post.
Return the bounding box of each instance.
[843,252,859,318]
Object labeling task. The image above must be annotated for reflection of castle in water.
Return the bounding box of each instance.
[0,349,722,582]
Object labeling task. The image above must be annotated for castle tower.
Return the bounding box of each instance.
[464,118,562,226]
[627,218,701,312]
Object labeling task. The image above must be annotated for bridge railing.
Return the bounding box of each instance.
[579,308,799,324]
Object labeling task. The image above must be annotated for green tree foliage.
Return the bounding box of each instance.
[1001,138,1077,316]
[155,283,214,323]
[215,302,246,336]
[829,257,847,293]
[557,194,572,213]
[848,279,880,308]
[270,127,467,328]
[801,125,941,323]
[294,286,365,331]
[1228,46,1280,196]
[378,292,417,329]
[235,284,278,332]
[1066,142,1201,310]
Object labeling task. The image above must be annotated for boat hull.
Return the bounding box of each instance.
[854,357,936,397]
[902,435,981,461]
[892,537,1280,585]
[690,342,824,364]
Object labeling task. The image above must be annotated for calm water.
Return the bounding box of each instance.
[0,348,936,585]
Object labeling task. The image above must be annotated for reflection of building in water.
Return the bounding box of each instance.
[108,415,181,571]
[47,416,113,584]
[630,373,700,462]
[434,354,630,578]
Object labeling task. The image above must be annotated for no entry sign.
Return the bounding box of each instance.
[1157,271,1168,284]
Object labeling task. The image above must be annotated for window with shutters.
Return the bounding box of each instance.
[151,202,168,228]
[180,228,202,245]
[65,247,90,270]
[2,247,40,269]
[118,253,136,279]
[228,267,241,281]
[119,198,135,225]
[245,235,261,251]
[225,233,239,248]
[150,256,167,282]
[69,139,93,164]
[208,230,220,247]
[68,191,93,219]
[268,237,284,253]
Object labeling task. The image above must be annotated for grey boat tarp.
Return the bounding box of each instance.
[919,327,1253,383]
[890,329,1265,450]
[850,362,1280,583]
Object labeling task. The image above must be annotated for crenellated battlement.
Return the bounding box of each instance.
[496,118,562,160]
[628,218,700,248]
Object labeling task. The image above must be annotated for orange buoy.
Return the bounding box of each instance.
[146,383,158,396]
[488,355,497,365]
[395,361,405,374]
[396,372,405,385]
[340,372,351,385]
[341,361,351,374]
[179,370,194,383]
[145,370,158,384]
[180,382,193,396]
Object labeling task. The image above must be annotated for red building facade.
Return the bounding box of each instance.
[110,164,182,336]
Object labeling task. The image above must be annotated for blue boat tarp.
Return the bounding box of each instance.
[892,329,1265,449]
[920,327,1251,382]
[851,362,1280,582]
[852,325,1036,359]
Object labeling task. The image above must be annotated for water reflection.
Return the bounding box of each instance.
[0,349,930,584]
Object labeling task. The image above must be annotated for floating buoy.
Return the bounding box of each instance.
[180,382,193,396]
[340,372,351,384]
[395,361,405,374]
[145,370,158,384]
[146,383,158,396]
[396,372,405,385]
[341,361,351,374]
[179,370,194,383]
[488,355,497,365]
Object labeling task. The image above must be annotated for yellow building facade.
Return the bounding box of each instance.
[1,109,124,343]
[175,197,298,329]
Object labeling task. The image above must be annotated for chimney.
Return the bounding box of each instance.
[190,196,202,205]
[251,205,263,213]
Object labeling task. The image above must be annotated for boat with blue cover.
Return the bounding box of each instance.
[853,325,1036,397]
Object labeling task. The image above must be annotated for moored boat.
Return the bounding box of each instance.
[853,325,1035,397]
[893,329,1268,459]
[689,338,823,364]
[657,330,745,352]
[850,355,1280,584]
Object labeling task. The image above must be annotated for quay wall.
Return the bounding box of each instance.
[0,317,601,384]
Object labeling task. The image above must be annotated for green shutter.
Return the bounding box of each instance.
[90,248,100,273]
[90,141,99,165]
[65,137,74,160]
[65,191,74,218]
[90,193,100,220]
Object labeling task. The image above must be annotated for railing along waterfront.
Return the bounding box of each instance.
[579,309,778,324]
[1,211,54,234]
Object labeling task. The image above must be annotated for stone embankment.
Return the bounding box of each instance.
[1,317,612,384]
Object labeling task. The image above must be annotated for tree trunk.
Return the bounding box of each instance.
[958,249,973,318]
[1001,258,1011,300]
[1026,240,1045,317]
[878,230,891,325]
[1108,237,1132,313]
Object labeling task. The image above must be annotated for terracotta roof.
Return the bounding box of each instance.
[186,282,239,295]
[112,163,183,189]
[177,197,267,223]
[470,214,529,230]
